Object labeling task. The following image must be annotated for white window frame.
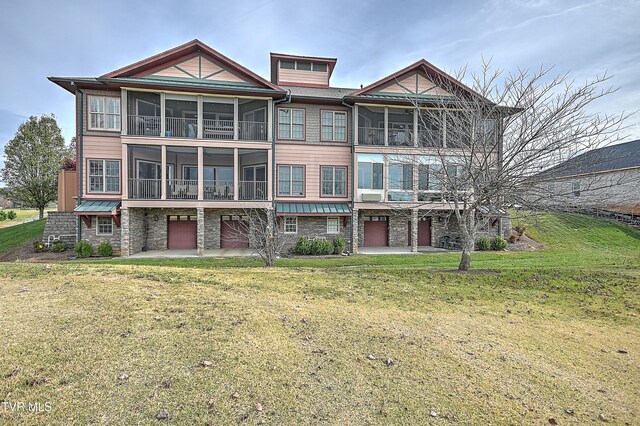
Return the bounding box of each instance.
[88,96,121,131]
[321,166,347,197]
[321,110,347,142]
[96,216,114,236]
[278,108,305,140]
[88,159,120,193]
[327,217,339,234]
[283,217,298,234]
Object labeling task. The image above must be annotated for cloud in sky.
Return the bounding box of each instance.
[0,0,638,173]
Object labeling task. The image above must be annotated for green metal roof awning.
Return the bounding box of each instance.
[74,200,121,214]
[276,202,351,216]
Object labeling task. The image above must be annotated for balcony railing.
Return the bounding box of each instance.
[239,121,267,141]
[166,117,198,138]
[128,178,161,199]
[358,127,384,145]
[203,180,234,200]
[167,179,198,199]
[239,181,267,200]
[418,129,443,148]
[128,115,161,137]
[203,119,234,140]
[388,128,413,146]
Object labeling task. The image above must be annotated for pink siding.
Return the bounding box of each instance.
[278,69,328,86]
[82,135,122,198]
[201,57,223,76]
[208,69,246,83]
[153,67,189,78]
[276,144,351,202]
[179,57,200,76]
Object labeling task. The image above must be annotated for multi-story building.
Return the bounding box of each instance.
[49,39,505,256]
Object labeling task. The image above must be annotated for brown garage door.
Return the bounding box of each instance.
[408,218,432,246]
[220,220,249,248]
[167,218,197,249]
[363,218,388,247]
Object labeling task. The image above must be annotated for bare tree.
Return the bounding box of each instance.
[220,205,287,267]
[381,60,628,271]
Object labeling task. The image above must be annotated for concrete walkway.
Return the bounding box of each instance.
[358,246,452,255]
[128,248,258,258]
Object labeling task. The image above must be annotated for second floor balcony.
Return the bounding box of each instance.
[124,91,270,142]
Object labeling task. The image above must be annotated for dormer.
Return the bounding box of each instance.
[270,53,337,88]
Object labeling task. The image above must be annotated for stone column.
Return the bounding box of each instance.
[411,209,418,252]
[197,207,205,256]
[351,209,359,254]
[120,208,130,257]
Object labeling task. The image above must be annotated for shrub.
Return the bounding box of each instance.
[0,211,6,221]
[332,236,347,254]
[491,236,508,251]
[6,210,17,220]
[310,238,334,255]
[476,237,491,251]
[97,242,113,257]
[51,240,66,253]
[74,241,93,258]
[293,236,312,255]
[33,241,46,253]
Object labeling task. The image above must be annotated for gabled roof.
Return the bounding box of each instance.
[349,59,491,104]
[102,39,281,91]
[537,140,640,180]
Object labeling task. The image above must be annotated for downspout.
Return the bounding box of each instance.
[272,90,291,213]
[342,100,355,254]
[71,82,84,243]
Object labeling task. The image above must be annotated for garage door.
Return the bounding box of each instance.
[408,218,432,247]
[167,217,197,249]
[220,219,249,248]
[363,217,388,247]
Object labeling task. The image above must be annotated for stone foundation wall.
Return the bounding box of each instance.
[281,216,351,251]
[79,216,121,254]
[43,212,77,246]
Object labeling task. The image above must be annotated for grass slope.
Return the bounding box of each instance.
[0,219,45,254]
[0,209,51,229]
[0,213,638,424]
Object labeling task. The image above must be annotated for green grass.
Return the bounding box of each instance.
[0,219,45,254]
[0,209,52,228]
[0,213,639,424]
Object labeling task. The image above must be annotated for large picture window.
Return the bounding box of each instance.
[89,160,120,193]
[321,111,347,141]
[388,163,413,190]
[357,162,383,190]
[321,166,347,197]
[278,165,305,196]
[278,108,305,140]
[88,96,121,131]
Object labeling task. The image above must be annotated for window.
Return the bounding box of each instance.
[284,217,298,234]
[312,63,328,72]
[321,166,347,197]
[278,165,305,196]
[278,108,305,139]
[296,61,312,71]
[388,164,413,190]
[281,60,295,70]
[327,217,339,234]
[572,181,581,197]
[89,160,120,193]
[321,111,347,141]
[358,162,383,189]
[96,216,114,235]
[88,96,120,131]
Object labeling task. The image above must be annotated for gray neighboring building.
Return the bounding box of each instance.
[534,140,640,215]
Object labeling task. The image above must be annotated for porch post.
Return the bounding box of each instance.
[122,144,128,199]
[233,98,239,140]
[197,95,203,139]
[267,100,273,142]
[411,208,418,252]
[161,145,167,200]
[197,146,204,201]
[384,107,389,146]
[120,208,130,257]
[353,104,359,145]
[160,93,166,137]
[267,148,273,200]
[413,108,419,147]
[233,148,239,201]
[121,89,127,136]
[197,207,205,256]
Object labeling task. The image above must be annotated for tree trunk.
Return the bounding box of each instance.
[39,207,45,219]
[458,239,473,271]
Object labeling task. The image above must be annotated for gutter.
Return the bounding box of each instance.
[341,100,356,254]
[71,82,84,242]
[272,90,291,212]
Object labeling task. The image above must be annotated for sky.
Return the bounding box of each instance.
[0,0,639,175]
